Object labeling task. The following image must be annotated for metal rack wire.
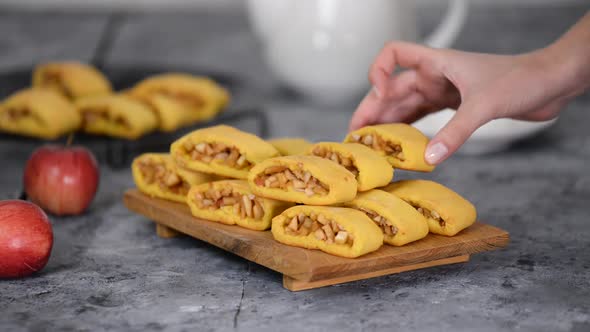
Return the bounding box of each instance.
[0,13,270,169]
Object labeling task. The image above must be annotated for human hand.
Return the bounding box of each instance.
[348,42,574,165]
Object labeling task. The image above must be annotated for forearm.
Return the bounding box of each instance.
[542,12,590,99]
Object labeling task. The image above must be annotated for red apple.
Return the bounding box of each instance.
[0,200,53,278]
[24,145,99,216]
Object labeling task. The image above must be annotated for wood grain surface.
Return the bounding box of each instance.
[282,254,470,291]
[124,189,510,284]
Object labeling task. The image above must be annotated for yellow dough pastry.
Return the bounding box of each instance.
[32,61,112,100]
[384,180,477,236]
[128,92,193,132]
[344,123,434,172]
[129,73,229,130]
[271,205,383,258]
[76,95,158,139]
[268,137,312,156]
[0,88,80,139]
[344,189,429,246]
[132,153,217,203]
[187,180,293,231]
[174,165,219,186]
[248,155,357,205]
[171,125,279,179]
[306,142,393,191]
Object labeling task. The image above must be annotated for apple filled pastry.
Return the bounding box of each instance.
[344,123,434,172]
[132,153,217,203]
[187,180,294,231]
[0,88,80,139]
[76,95,158,139]
[128,73,230,131]
[344,189,429,246]
[306,142,393,191]
[268,137,312,156]
[171,125,280,179]
[271,205,383,258]
[32,61,112,100]
[385,180,477,236]
[248,155,357,205]
[126,92,193,133]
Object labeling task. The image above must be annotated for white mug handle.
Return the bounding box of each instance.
[423,0,469,48]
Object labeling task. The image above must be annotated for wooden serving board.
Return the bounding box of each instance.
[123,189,509,291]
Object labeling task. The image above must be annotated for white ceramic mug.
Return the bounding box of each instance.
[246,0,469,104]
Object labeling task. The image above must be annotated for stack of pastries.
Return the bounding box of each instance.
[132,123,477,259]
[0,62,229,140]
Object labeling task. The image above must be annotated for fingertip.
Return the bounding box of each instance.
[368,68,388,98]
[424,109,486,165]
[349,90,380,131]
[348,116,358,131]
[424,141,449,165]
[349,112,368,132]
[372,85,382,99]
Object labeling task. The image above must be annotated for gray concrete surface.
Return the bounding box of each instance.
[1,3,590,332]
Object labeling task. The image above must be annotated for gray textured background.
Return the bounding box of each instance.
[1,2,590,332]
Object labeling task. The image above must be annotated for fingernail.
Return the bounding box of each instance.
[425,142,448,165]
[372,85,381,98]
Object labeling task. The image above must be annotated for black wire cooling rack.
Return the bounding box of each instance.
[0,14,269,169]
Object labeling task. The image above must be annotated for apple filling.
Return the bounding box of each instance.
[138,159,190,195]
[40,71,72,99]
[310,146,359,176]
[350,133,405,161]
[284,212,354,246]
[192,188,265,220]
[79,107,129,129]
[2,107,31,121]
[254,165,329,197]
[414,205,445,227]
[357,207,398,237]
[182,140,252,169]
